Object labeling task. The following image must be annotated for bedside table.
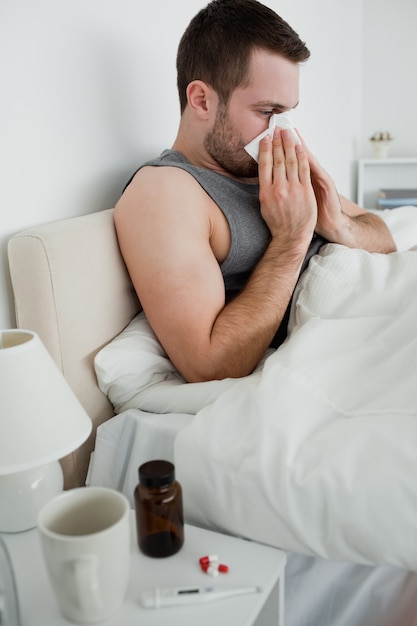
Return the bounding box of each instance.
[1,514,286,626]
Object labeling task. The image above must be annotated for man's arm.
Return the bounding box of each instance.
[114,131,317,383]
[307,147,396,252]
[338,195,396,252]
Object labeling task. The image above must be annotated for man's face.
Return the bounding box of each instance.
[204,49,300,179]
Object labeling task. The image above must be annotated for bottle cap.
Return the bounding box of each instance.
[138,460,175,488]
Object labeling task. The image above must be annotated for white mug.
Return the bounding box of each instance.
[38,487,131,624]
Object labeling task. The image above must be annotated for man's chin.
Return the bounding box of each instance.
[234,160,259,179]
[220,153,259,179]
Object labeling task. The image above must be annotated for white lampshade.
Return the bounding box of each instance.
[0,329,92,532]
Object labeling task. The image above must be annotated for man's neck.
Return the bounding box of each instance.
[171,137,259,185]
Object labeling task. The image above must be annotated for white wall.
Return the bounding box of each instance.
[362,0,417,157]
[0,0,368,329]
[279,0,364,194]
[1,0,192,327]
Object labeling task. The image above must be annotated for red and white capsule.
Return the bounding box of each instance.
[199,555,218,571]
[206,564,219,577]
[199,555,218,566]
[199,554,229,575]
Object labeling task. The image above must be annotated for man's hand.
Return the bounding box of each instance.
[305,145,345,239]
[303,137,396,253]
[258,128,317,252]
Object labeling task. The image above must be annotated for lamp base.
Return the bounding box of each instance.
[0,461,63,533]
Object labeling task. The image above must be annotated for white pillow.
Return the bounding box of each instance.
[94,311,268,415]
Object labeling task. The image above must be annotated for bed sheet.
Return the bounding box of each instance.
[86,409,192,498]
[87,409,417,626]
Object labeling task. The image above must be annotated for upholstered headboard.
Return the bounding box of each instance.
[8,209,140,488]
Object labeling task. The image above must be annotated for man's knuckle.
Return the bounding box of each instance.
[285,156,297,168]
[273,156,285,168]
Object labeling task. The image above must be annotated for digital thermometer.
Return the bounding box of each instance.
[139,585,262,608]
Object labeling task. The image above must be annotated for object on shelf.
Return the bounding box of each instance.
[134,460,184,558]
[369,131,394,159]
[376,188,417,209]
[357,158,417,209]
[378,188,417,199]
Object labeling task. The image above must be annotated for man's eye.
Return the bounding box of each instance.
[260,111,273,117]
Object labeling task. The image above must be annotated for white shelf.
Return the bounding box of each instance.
[2,516,287,626]
[357,158,417,209]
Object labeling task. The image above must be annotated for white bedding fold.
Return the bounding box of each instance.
[174,244,417,570]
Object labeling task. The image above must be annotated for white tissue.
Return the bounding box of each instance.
[244,111,300,162]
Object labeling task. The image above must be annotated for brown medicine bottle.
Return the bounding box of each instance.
[134,460,184,557]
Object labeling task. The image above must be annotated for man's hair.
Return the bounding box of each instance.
[176,0,310,113]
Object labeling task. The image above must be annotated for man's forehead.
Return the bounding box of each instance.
[243,49,300,106]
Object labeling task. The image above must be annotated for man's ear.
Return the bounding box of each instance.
[186,80,216,119]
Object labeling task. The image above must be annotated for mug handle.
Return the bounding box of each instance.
[68,555,102,616]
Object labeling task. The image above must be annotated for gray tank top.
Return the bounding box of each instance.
[124,149,325,347]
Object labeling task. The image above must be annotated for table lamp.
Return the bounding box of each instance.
[0,329,92,533]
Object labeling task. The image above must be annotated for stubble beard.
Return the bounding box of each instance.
[204,104,259,179]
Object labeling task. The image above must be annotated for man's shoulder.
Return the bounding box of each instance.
[136,162,197,184]
[124,149,194,185]
[115,161,218,225]
[124,162,210,205]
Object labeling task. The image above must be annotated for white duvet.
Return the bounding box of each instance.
[174,243,417,571]
[95,206,417,571]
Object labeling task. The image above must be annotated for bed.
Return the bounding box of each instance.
[8,204,417,626]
